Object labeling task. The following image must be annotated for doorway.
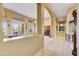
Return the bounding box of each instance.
[44,8,53,47]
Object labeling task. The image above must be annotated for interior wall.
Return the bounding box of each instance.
[44,18,51,26]
[66,5,76,35]
[66,14,73,34]
[44,8,51,26]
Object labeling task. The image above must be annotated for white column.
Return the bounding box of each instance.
[51,16,57,39]
[5,10,13,38]
[24,20,27,36]
[7,20,13,37]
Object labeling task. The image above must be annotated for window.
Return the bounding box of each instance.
[2,17,35,42]
[2,18,25,41]
[27,21,35,33]
[13,19,24,37]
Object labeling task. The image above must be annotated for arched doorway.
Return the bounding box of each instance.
[37,3,57,42]
[44,8,52,46]
[44,8,51,37]
[43,4,57,39]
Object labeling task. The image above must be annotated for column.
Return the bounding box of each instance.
[58,23,59,36]
[37,3,44,34]
[0,3,3,43]
[24,19,27,36]
[51,16,57,39]
[6,10,13,38]
[34,23,36,34]
[24,21,26,36]
[34,20,37,34]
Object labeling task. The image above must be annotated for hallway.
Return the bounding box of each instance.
[0,3,77,56]
[35,36,73,56]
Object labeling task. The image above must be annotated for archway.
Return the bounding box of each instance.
[44,8,52,46]
[66,5,77,56]
[37,3,57,38]
[43,4,57,39]
[42,4,57,48]
[37,3,57,55]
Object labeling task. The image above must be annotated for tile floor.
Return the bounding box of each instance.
[35,36,73,56]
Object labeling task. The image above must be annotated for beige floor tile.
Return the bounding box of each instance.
[35,36,73,56]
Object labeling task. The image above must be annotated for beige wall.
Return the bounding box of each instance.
[44,17,51,26]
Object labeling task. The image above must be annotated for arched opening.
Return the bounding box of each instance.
[42,4,57,48]
[66,5,77,56]
[36,3,57,55]
[44,8,51,36]
[43,4,57,39]
[44,8,52,46]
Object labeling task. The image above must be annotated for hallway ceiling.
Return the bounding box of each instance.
[3,3,37,19]
[3,3,75,21]
[50,3,75,20]
[3,3,50,19]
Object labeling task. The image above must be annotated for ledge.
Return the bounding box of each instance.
[3,34,35,42]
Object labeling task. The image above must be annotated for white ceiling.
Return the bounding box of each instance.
[3,3,37,19]
[50,3,75,20]
[3,3,50,19]
[3,3,75,20]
